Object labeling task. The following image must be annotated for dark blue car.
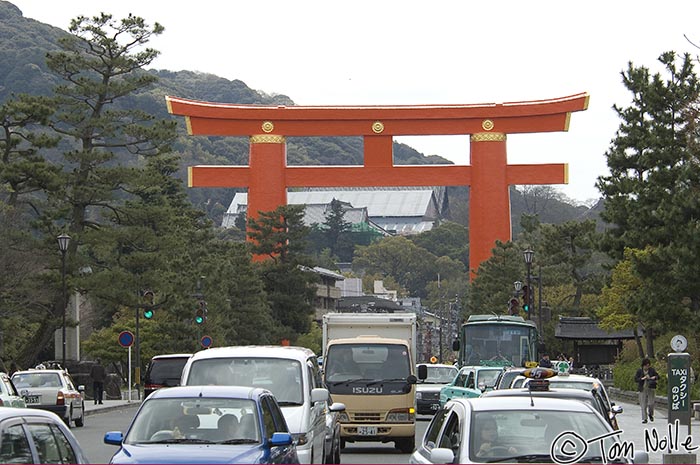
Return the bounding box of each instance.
[104,385,298,464]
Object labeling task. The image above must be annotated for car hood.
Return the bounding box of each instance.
[280,405,305,434]
[112,444,266,464]
[416,383,446,393]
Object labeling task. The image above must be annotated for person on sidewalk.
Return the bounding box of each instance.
[634,358,658,423]
[90,358,107,405]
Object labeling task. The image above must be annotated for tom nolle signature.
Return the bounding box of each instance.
[550,420,697,464]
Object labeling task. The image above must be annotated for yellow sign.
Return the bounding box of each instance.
[430,356,438,364]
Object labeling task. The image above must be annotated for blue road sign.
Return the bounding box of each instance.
[118,331,134,348]
[201,335,213,348]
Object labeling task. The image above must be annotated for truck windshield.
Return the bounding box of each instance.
[325,344,410,382]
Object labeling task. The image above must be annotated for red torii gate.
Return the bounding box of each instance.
[166,93,588,277]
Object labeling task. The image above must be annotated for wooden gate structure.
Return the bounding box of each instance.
[166,93,589,277]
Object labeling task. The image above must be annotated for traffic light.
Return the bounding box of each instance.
[522,285,530,313]
[195,300,207,324]
[143,290,155,319]
[508,298,520,315]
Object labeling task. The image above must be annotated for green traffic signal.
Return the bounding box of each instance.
[522,304,530,313]
[144,308,154,319]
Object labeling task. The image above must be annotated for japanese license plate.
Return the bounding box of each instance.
[24,395,39,404]
[430,403,439,410]
[357,426,377,436]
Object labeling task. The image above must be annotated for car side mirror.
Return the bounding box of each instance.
[611,405,623,414]
[407,375,417,384]
[77,385,85,392]
[311,388,329,403]
[104,431,124,446]
[270,432,294,446]
[478,381,486,392]
[417,365,428,380]
[329,402,346,412]
[430,447,455,464]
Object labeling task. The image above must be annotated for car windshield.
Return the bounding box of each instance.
[186,358,303,405]
[11,372,62,388]
[125,397,260,444]
[477,369,502,388]
[424,366,457,384]
[469,409,616,463]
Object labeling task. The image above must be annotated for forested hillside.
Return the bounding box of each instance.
[0,0,595,227]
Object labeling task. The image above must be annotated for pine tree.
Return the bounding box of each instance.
[596,51,700,340]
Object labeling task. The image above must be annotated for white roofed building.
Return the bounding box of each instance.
[222,187,446,235]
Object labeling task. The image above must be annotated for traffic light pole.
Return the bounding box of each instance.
[134,299,141,400]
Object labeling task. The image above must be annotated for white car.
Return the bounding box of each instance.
[410,396,649,464]
[415,364,458,414]
[181,346,344,464]
[0,372,26,408]
[11,368,85,427]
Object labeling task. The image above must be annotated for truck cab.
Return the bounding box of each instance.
[322,313,418,454]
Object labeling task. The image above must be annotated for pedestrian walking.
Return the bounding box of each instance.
[634,358,658,423]
[90,358,107,405]
[538,353,553,368]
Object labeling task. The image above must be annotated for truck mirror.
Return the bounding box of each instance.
[452,340,460,351]
[406,375,417,384]
[417,364,428,380]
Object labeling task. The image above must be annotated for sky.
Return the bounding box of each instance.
[10,0,700,204]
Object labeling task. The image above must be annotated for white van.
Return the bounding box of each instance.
[181,346,340,464]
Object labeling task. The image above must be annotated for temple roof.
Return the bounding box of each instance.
[555,317,636,340]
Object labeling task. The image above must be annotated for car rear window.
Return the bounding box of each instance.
[146,358,190,384]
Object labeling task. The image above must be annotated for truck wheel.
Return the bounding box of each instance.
[340,439,346,449]
[396,437,415,453]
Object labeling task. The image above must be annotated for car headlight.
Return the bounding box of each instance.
[415,392,422,400]
[337,412,350,422]
[291,432,309,446]
[386,408,414,422]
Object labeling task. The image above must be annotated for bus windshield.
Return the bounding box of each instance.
[462,323,536,367]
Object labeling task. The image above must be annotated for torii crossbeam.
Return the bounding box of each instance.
[166,93,588,277]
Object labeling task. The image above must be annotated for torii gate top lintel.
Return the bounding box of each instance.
[166,92,589,137]
[167,92,589,278]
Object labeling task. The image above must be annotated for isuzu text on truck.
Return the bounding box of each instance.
[321,312,417,453]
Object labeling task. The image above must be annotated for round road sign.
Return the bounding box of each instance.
[118,331,134,348]
[201,335,213,348]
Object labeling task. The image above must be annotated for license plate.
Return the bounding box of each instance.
[358,426,377,436]
[24,395,39,404]
[430,403,439,410]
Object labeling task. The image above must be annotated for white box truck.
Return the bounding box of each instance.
[321,312,417,453]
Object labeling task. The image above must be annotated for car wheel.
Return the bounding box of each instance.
[63,407,72,427]
[74,402,84,427]
[340,438,346,450]
[334,437,341,464]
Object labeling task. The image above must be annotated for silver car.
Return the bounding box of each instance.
[11,369,85,427]
[0,407,90,463]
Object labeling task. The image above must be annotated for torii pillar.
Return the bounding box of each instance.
[166,93,588,278]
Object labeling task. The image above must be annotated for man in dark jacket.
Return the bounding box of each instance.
[90,359,107,405]
[634,358,659,423]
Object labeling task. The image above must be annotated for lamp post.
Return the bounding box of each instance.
[523,249,534,321]
[57,233,71,368]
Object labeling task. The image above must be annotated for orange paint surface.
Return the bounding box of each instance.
[170,94,588,277]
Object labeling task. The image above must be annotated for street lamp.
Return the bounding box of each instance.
[523,249,534,321]
[57,233,71,368]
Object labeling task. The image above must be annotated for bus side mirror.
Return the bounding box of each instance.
[417,364,428,380]
[452,340,460,351]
